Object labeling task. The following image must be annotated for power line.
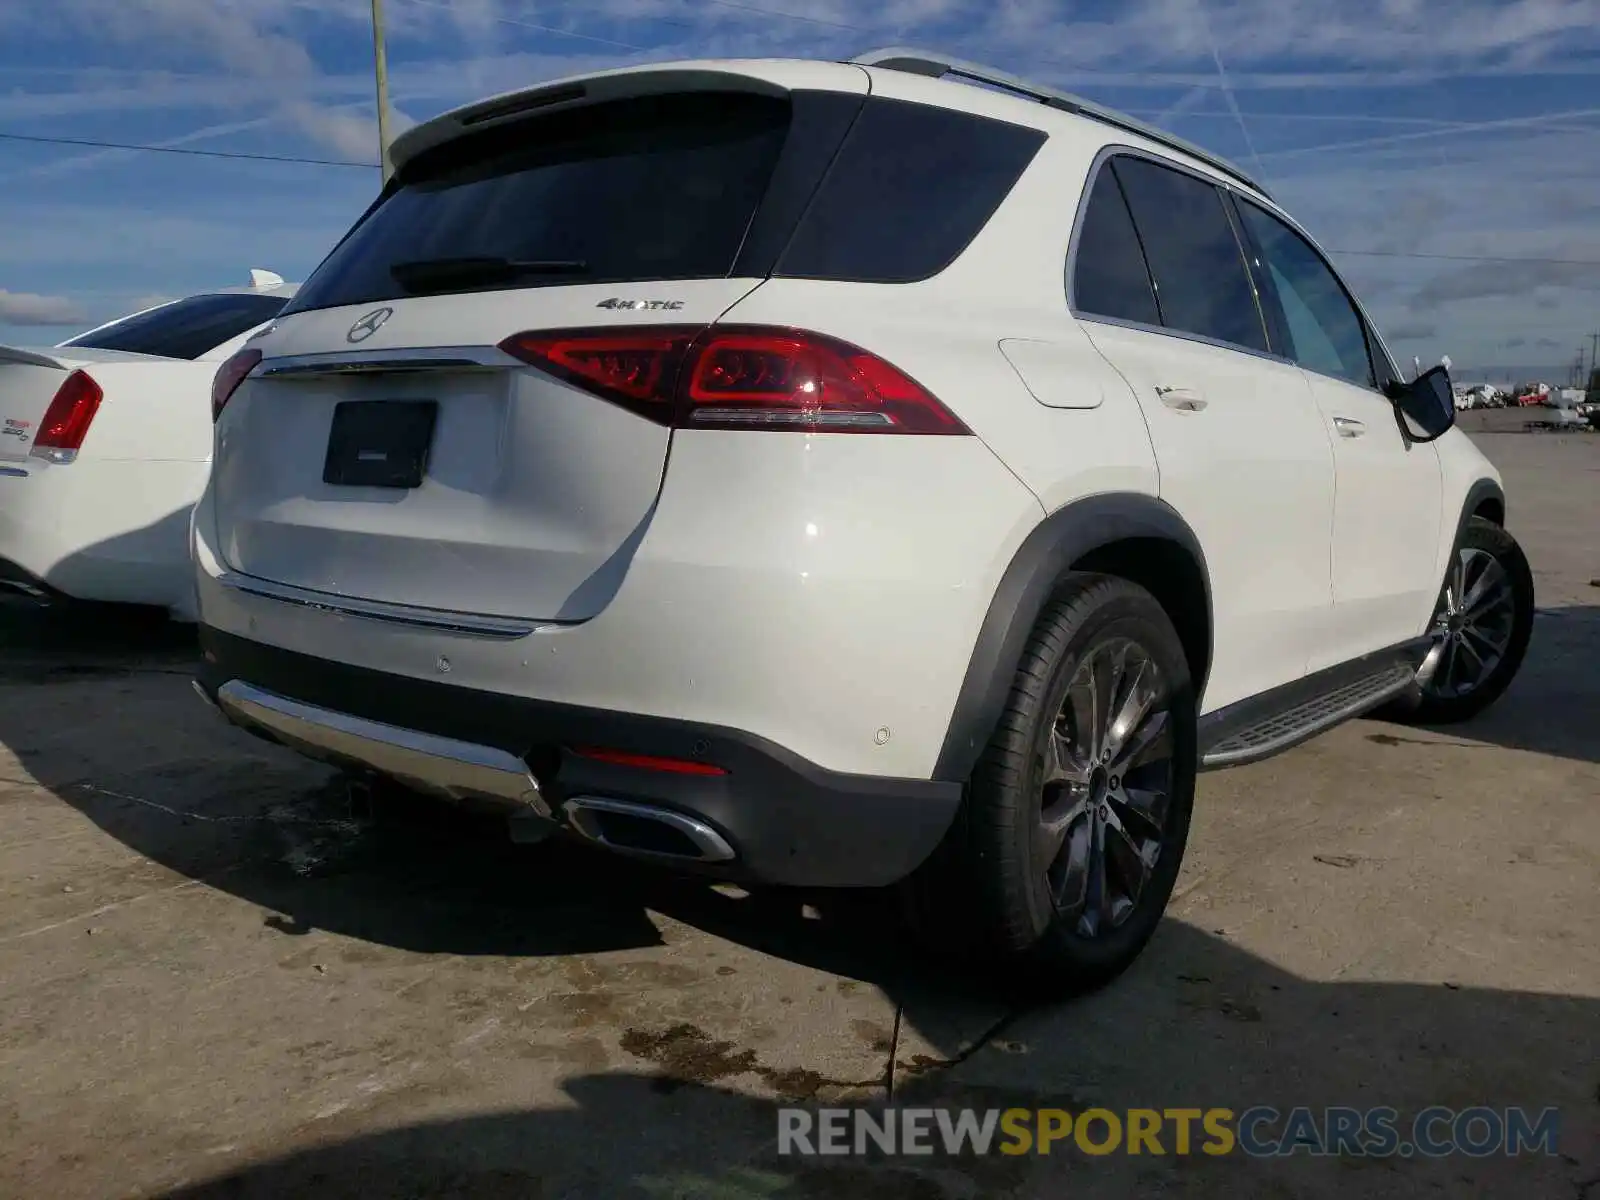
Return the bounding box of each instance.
[0,130,377,168]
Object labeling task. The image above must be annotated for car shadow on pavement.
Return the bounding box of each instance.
[1,597,1596,968]
[1371,606,1600,766]
[153,918,1598,1199]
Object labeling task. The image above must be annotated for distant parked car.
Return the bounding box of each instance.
[0,273,295,618]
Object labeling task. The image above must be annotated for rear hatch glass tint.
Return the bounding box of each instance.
[286,92,792,314]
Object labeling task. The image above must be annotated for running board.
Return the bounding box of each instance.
[1200,656,1420,770]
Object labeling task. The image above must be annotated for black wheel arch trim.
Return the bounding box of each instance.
[1457,477,1506,535]
[932,492,1212,783]
[1445,477,1507,578]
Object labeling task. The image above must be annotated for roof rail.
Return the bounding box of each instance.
[850,47,1269,198]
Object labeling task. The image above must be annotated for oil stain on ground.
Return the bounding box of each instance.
[621,1022,880,1102]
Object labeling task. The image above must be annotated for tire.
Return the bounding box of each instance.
[1390,516,1534,726]
[904,574,1197,998]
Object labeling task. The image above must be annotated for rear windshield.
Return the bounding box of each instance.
[287,92,792,313]
[62,293,287,360]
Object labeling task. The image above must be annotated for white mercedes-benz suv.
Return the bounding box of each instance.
[193,49,1534,992]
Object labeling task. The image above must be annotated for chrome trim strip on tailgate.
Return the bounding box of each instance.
[253,345,518,377]
[216,679,549,815]
[216,572,547,638]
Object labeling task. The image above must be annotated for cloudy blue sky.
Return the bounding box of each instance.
[1,0,1597,380]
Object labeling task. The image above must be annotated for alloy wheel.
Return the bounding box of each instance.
[1419,546,1517,699]
[1036,637,1175,938]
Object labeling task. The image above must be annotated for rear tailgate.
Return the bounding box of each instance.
[213,280,763,622]
[211,76,869,623]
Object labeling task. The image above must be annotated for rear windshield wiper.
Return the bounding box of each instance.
[389,256,590,292]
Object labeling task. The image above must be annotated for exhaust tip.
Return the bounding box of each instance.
[565,796,735,863]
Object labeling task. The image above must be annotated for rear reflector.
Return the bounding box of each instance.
[30,370,103,464]
[211,347,262,421]
[500,325,969,434]
[570,746,729,776]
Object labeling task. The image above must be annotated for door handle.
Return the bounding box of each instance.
[1155,386,1207,412]
[1333,416,1366,438]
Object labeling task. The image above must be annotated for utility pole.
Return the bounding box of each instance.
[370,0,394,184]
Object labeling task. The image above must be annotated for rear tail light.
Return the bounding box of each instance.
[211,347,262,421]
[30,370,103,464]
[499,325,969,434]
[570,746,729,776]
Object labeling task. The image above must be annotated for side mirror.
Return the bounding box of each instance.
[1384,363,1455,442]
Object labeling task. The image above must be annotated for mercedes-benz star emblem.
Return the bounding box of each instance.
[346,307,394,343]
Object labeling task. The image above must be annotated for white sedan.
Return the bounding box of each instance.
[0,272,295,620]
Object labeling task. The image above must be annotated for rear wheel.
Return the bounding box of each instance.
[905,575,1197,997]
[1397,516,1534,725]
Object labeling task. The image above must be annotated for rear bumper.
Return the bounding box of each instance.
[0,459,201,611]
[196,627,963,888]
[195,428,1046,780]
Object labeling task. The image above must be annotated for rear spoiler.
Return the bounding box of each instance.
[390,63,821,174]
[0,343,168,368]
[0,345,71,370]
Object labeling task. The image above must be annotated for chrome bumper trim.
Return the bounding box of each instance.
[215,679,548,815]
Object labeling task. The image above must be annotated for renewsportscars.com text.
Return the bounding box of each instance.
[777,1105,1562,1159]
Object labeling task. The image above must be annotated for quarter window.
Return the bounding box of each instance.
[1109,156,1268,353]
[777,99,1046,284]
[1071,166,1160,326]
[1236,200,1373,387]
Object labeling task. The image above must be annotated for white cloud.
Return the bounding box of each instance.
[0,289,87,325]
[0,0,380,157]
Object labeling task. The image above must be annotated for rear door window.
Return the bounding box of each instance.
[287,93,793,313]
[1071,164,1161,326]
[774,98,1046,283]
[61,294,287,360]
[1110,156,1268,353]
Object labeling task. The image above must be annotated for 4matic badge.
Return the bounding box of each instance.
[596,298,684,311]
